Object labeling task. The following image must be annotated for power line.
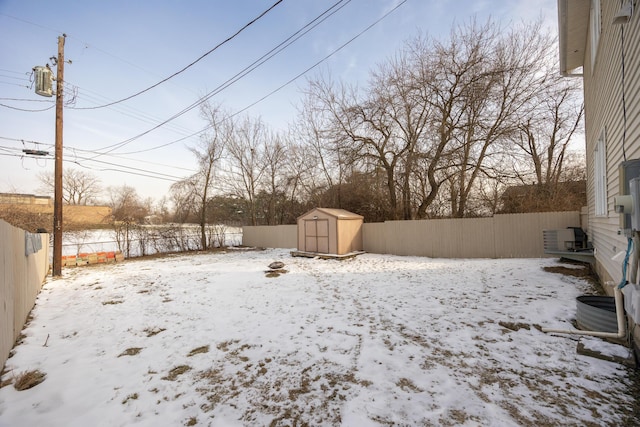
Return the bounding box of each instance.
[234,1,408,119]
[65,82,196,137]
[71,164,182,182]
[0,97,54,103]
[0,145,25,153]
[65,146,194,173]
[6,1,350,159]
[72,0,284,111]
[2,0,407,182]
[0,136,53,146]
[0,68,30,75]
[0,81,29,88]
[0,73,30,81]
[0,103,55,112]
[0,144,186,182]
[88,0,352,156]
[2,13,197,100]
[0,135,190,175]
[93,0,406,157]
[0,13,62,35]
[67,155,185,181]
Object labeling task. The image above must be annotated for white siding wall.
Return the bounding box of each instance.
[584,2,640,284]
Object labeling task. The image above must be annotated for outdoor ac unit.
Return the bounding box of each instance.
[543,229,577,252]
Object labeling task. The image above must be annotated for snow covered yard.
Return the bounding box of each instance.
[0,249,638,426]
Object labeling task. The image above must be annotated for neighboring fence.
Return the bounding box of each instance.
[242,211,582,258]
[59,226,243,259]
[0,219,49,370]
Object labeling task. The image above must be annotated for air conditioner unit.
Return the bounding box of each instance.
[543,228,583,252]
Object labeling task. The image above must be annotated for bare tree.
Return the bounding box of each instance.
[261,131,287,224]
[297,18,577,220]
[107,184,148,257]
[303,77,413,219]
[279,133,312,220]
[413,19,554,218]
[154,196,171,223]
[38,167,101,205]
[512,74,584,188]
[173,103,229,249]
[108,184,147,222]
[223,115,268,226]
[369,50,433,219]
[169,179,198,223]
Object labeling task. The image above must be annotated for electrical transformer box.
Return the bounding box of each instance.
[33,65,53,97]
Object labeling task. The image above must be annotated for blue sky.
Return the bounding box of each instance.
[0,0,558,202]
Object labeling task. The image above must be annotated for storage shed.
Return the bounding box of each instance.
[296,208,363,255]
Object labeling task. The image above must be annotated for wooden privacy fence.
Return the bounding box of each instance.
[242,224,298,250]
[242,211,582,258]
[0,220,49,370]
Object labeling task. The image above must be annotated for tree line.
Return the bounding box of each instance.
[34,18,584,248]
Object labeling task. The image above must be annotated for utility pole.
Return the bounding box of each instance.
[52,34,66,277]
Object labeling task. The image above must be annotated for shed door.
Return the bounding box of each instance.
[304,219,329,253]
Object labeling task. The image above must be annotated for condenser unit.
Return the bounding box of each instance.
[543,228,588,252]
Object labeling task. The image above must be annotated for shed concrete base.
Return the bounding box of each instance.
[290,250,365,260]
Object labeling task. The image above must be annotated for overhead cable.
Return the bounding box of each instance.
[65,82,195,136]
[67,155,185,181]
[0,136,53,146]
[72,0,284,110]
[64,145,194,172]
[88,0,351,156]
[98,0,406,156]
[0,135,188,176]
[0,97,54,103]
[235,0,408,117]
[0,103,55,112]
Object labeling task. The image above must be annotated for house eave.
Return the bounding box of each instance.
[558,0,590,76]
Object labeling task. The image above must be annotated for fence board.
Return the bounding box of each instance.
[242,225,297,249]
[0,220,49,370]
[243,212,582,260]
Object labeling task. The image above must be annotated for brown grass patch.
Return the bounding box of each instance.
[216,340,239,352]
[122,392,139,404]
[544,263,602,292]
[498,321,531,332]
[102,300,123,305]
[396,377,423,393]
[162,365,191,381]
[14,369,46,391]
[118,347,143,357]
[265,269,288,278]
[144,327,166,337]
[187,345,209,357]
[0,367,14,388]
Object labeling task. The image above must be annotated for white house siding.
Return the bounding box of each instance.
[583,1,640,285]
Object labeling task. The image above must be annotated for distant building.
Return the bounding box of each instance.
[0,192,52,206]
[0,192,111,231]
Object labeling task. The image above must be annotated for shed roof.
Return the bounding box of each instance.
[557,0,590,76]
[298,207,364,220]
